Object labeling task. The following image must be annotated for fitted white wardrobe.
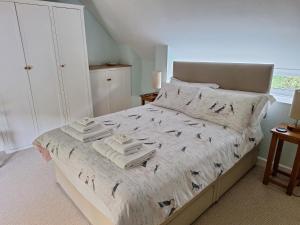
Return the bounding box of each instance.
[90,65,132,116]
[0,0,93,152]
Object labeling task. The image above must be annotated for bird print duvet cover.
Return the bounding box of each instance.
[34,104,263,225]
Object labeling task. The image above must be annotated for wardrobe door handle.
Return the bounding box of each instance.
[60,64,66,68]
[24,65,33,70]
[107,78,112,81]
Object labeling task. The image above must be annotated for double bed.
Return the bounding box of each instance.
[34,62,274,225]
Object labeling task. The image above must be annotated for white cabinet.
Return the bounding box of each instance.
[90,70,111,116]
[0,1,37,151]
[15,3,65,134]
[90,66,132,116]
[0,0,92,152]
[109,67,131,113]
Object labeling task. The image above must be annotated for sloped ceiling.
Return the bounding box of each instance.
[82,0,300,64]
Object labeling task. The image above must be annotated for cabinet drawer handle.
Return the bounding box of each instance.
[24,65,33,70]
[107,78,112,81]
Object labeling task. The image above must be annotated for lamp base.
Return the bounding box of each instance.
[287,124,300,133]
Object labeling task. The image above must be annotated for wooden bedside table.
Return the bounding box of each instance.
[263,124,300,195]
[140,92,158,105]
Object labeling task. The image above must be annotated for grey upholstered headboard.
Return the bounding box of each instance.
[173,62,274,93]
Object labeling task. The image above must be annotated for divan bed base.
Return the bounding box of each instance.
[54,146,259,225]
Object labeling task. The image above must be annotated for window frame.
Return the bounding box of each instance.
[270,68,300,104]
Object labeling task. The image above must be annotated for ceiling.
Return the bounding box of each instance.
[83,0,300,65]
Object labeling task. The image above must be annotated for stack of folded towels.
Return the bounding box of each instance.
[61,117,113,142]
[93,134,156,169]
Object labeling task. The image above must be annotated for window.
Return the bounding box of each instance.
[271,69,300,104]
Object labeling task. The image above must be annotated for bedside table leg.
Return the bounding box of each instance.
[263,134,278,185]
[272,139,284,176]
[298,168,300,186]
[287,145,300,195]
[298,167,300,186]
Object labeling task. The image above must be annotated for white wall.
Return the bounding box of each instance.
[86,0,300,66]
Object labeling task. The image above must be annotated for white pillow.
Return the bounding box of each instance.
[152,83,199,112]
[170,77,219,89]
[214,89,275,128]
[185,88,265,133]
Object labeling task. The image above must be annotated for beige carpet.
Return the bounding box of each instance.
[0,149,300,225]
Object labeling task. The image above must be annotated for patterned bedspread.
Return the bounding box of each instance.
[34,104,262,225]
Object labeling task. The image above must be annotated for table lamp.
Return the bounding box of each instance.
[288,89,300,132]
[152,71,162,93]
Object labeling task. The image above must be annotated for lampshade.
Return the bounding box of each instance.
[290,89,300,120]
[152,71,162,90]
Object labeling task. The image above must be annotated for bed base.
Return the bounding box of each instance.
[55,146,259,225]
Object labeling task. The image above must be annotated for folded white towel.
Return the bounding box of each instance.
[77,117,95,127]
[112,134,132,145]
[69,121,100,133]
[92,141,155,169]
[61,126,113,143]
[104,137,142,155]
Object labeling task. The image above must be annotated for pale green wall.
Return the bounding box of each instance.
[119,45,144,106]
[83,7,120,65]
[141,60,155,94]
[119,45,142,96]
[155,45,168,82]
[139,45,168,95]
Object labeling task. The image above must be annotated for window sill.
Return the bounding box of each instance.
[270,88,293,105]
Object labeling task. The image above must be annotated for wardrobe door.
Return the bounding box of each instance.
[15,3,65,134]
[0,2,36,150]
[90,70,110,116]
[120,67,132,109]
[109,69,125,113]
[109,68,132,113]
[53,7,92,121]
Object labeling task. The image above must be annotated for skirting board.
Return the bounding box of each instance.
[0,151,17,168]
[3,145,32,154]
[256,156,292,173]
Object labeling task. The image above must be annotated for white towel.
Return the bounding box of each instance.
[104,137,142,155]
[77,117,95,126]
[92,141,155,169]
[112,134,132,145]
[69,121,100,133]
[61,126,113,143]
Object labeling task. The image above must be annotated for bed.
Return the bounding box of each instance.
[34,62,274,225]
